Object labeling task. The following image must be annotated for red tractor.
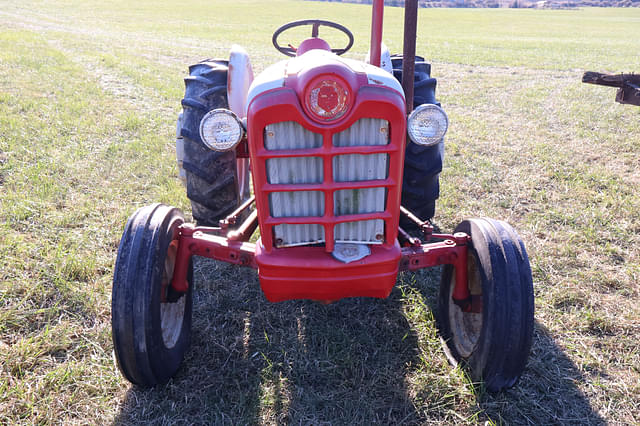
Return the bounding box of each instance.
[112,0,534,392]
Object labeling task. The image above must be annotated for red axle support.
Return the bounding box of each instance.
[227,209,259,241]
[170,225,471,306]
[171,224,258,293]
[400,232,471,308]
[219,195,255,230]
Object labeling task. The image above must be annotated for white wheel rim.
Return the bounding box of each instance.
[161,296,186,349]
[448,253,483,358]
[160,238,186,349]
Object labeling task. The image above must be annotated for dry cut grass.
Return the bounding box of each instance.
[1,1,639,424]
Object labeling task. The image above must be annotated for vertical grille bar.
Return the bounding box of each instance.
[332,119,388,244]
[265,122,326,247]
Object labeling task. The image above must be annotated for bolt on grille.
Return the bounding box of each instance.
[264,119,390,248]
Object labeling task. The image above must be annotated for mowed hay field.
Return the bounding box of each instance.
[1,1,639,424]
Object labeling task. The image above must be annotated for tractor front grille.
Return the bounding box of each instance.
[248,85,406,254]
[264,119,389,248]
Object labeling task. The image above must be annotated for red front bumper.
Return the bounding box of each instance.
[255,239,401,302]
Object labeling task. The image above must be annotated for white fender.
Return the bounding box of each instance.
[176,112,186,184]
[227,45,254,199]
[227,45,254,118]
[366,42,393,75]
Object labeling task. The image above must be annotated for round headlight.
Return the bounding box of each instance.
[199,109,244,151]
[304,77,351,122]
[407,104,449,146]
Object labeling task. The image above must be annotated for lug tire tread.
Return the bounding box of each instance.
[392,55,443,222]
[180,59,241,225]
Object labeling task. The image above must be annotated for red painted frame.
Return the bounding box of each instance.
[170,221,470,304]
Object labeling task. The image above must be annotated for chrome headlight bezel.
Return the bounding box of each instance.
[407,104,449,147]
[199,108,244,152]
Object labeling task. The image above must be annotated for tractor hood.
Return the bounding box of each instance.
[247,49,403,111]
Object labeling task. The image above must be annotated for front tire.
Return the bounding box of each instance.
[438,218,534,392]
[112,204,193,387]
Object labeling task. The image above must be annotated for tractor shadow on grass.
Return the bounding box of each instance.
[408,267,605,425]
[477,321,606,425]
[113,257,604,425]
[113,257,425,424]
[408,221,605,424]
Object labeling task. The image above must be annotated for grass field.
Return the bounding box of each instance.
[1,1,639,424]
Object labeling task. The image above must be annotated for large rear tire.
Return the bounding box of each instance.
[180,59,249,226]
[112,204,193,387]
[438,218,534,392]
[392,55,443,223]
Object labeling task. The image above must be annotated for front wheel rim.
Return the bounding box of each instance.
[448,253,483,359]
[160,238,186,349]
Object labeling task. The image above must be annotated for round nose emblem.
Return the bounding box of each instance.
[317,84,338,112]
[306,78,350,121]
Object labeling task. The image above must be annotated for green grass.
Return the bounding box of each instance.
[1,1,639,424]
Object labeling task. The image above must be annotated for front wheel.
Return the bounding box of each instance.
[112,204,193,386]
[438,218,534,392]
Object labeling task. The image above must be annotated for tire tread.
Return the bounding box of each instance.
[392,55,443,222]
[438,218,534,392]
[112,204,193,387]
[180,59,241,225]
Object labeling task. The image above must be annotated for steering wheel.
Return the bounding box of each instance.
[272,19,354,57]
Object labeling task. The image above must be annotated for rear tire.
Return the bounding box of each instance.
[112,204,193,387]
[438,218,534,392]
[180,59,249,226]
[391,55,443,223]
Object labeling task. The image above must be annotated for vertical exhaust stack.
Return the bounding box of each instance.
[402,0,418,111]
[369,0,384,67]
